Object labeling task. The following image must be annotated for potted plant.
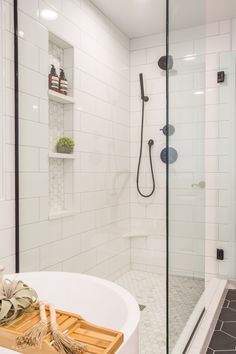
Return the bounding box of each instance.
[56,137,75,154]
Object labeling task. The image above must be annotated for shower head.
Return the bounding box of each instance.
[158,55,174,71]
[139,73,149,102]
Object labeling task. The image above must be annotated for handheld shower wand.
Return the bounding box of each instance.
[136,73,155,198]
[139,73,149,102]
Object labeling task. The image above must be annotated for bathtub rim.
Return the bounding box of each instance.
[5,271,141,343]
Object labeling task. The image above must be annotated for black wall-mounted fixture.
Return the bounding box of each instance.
[136,73,155,198]
[217,71,225,83]
[217,249,224,260]
[139,73,149,102]
[158,55,174,71]
[160,124,175,136]
[160,147,178,164]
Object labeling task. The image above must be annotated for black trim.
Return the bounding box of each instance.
[13,0,20,273]
[166,0,169,352]
[183,309,205,354]
[11,1,202,351]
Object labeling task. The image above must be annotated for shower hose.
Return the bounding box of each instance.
[136,100,156,198]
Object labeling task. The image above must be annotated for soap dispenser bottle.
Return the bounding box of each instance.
[48,64,59,92]
[59,69,68,96]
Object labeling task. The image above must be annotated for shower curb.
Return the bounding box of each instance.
[189,278,227,354]
[172,278,227,354]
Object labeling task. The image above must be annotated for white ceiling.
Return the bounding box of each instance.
[90,0,236,39]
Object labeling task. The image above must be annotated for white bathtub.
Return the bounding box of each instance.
[1,272,140,354]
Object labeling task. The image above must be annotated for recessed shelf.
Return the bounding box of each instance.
[49,152,75,159]
[48,90,75,104]
[48,31,75,219]
[49,32,73,49]
[49,210,76,220]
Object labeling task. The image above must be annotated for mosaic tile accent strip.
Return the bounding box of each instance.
[49,158,64,213]
[49,101,64,152]
[116,270,204,354]
[207,290,236,353]
[49,101,65,213]
[49,41,64,77]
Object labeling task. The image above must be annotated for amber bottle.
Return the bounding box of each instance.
[59,69,68,96]
[48,64,59,92]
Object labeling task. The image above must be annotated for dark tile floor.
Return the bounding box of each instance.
[207,290,236,353]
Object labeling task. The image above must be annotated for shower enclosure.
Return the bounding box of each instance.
[8,0,236,352]
[168,1,206,351]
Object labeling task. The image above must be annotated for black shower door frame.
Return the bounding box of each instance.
[12,0,202,353]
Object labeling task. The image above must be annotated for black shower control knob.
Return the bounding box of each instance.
[160,147,178,164]
[160,125,175,136]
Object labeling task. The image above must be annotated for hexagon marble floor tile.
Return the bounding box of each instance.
[116,270,204,354]
[207,290,236,353]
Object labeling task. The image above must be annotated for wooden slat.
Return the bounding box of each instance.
[55,314,69,325]
[59,317,78,332]
[78,343,104,354]
[71,332,110,348]
[74,327,115,342]
[15,314,40,332]
[0,307,123,354]
[80,322,117,337]
[5,310,39,329]
[103,333,123,354]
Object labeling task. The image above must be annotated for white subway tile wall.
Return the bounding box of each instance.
[204,19,236,282]
[16,0,131,280]
[130,27,205,277]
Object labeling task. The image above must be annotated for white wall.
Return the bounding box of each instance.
[205,19,236,282]
[17,0,131,280]
[129,34,166,274]
[0,0,15,273]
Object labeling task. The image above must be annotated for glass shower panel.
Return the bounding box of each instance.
[168,1,206,351]
[17,2,168,352]
[204,0,236,287]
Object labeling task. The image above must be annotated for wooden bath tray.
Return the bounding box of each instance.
[0,307,124,354]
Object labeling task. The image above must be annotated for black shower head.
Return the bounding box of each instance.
[158,55,174,71]
[139,73,149,102]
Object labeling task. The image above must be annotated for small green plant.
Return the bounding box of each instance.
[56,136,75,154]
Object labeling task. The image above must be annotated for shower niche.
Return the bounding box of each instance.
[48,33,75,219]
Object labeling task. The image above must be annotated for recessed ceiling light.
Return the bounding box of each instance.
[40,9,58,20]
[184,54,196,61]
[194,91,204,95]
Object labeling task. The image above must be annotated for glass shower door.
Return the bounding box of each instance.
[168,1,206,351]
